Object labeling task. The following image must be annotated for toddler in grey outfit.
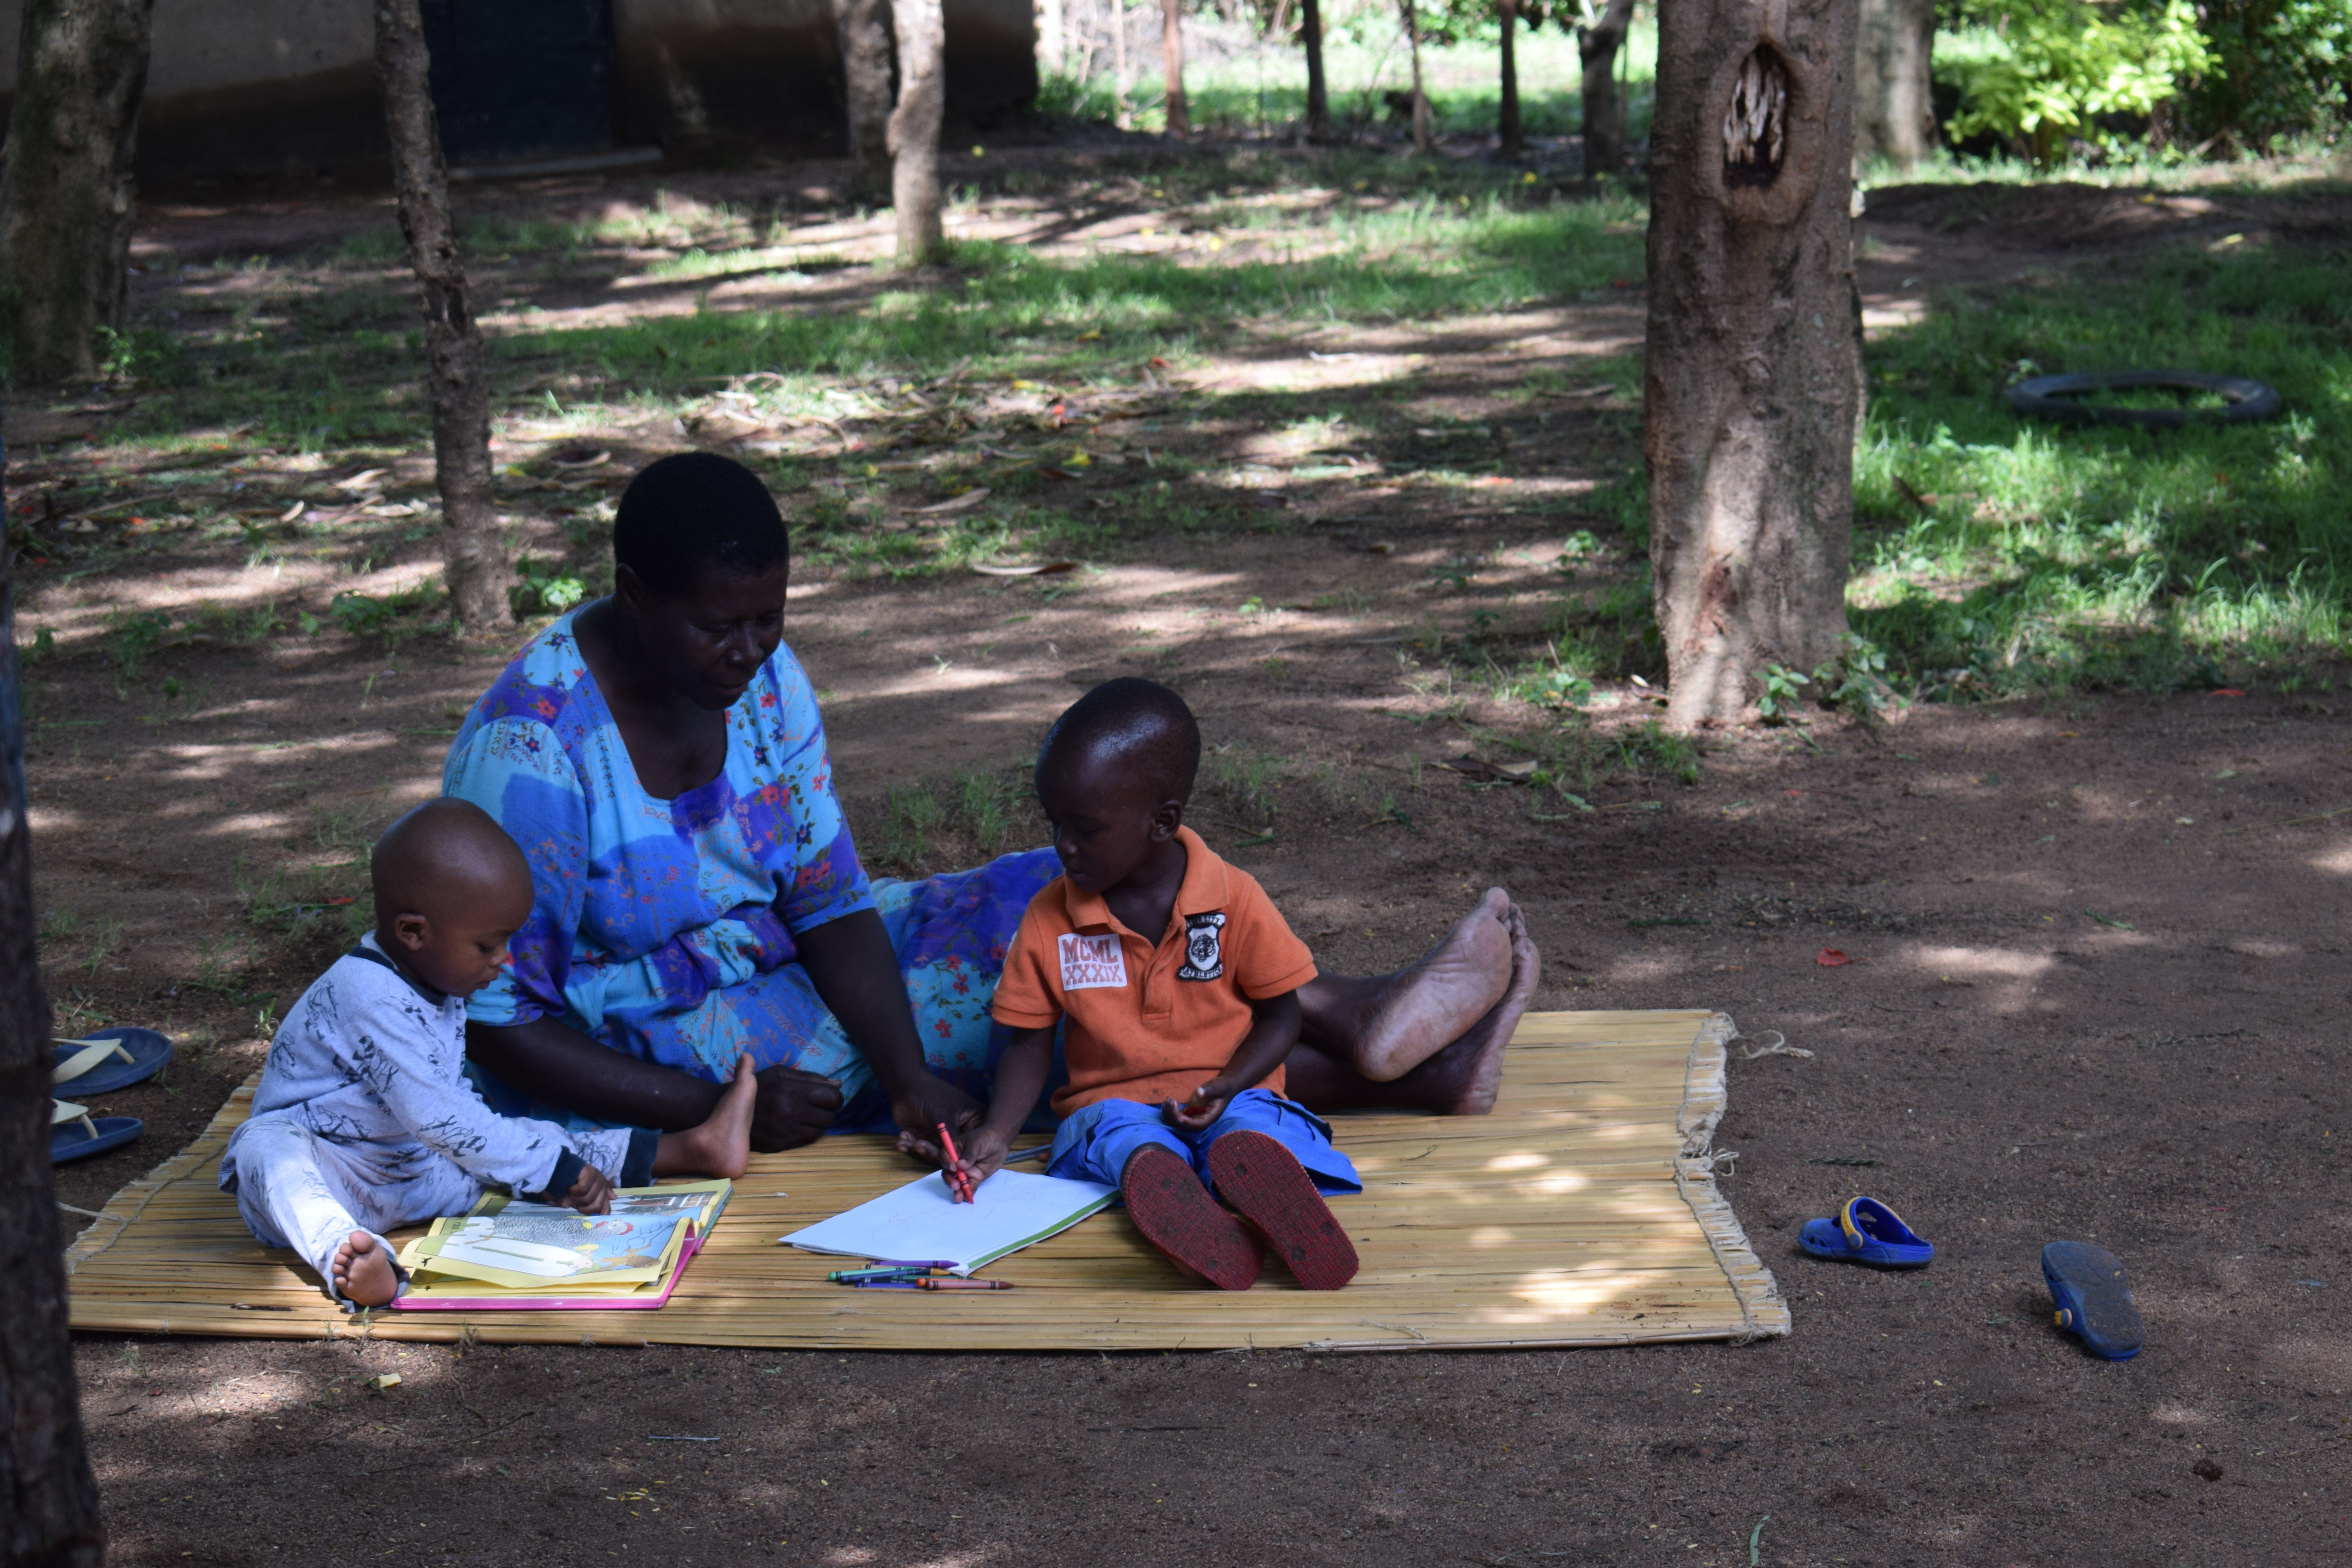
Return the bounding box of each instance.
[218,799,757,1307]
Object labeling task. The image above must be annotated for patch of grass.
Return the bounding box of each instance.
[1853,238,2352,697]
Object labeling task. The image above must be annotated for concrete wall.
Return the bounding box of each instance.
[0,0,1035,180]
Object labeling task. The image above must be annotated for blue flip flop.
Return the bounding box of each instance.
[1799,1196,1935,1268]
[2043,1240,2144,1360]
[51,1100,143,1163]
[52,1028,174,1097]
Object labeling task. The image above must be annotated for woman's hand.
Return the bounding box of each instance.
[752,1065,846,1152]
[897,1122,1009,1200]
[887,1076,984,1152]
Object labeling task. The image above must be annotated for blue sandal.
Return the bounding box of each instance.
[2042,1241,2143,1360]
[52,1027,174,1097]
[1798,1196,1935,1268]
[51,1100,143,1163]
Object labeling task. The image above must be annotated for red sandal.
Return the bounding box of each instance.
[1121,1146,1262,1290]
[1208,1131,1359,1290]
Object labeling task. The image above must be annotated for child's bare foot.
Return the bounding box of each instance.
[1387,902,1541,1116]
[1339,888,1518,1081]
[654,1053,758,1179]
[331,1230,400,1307]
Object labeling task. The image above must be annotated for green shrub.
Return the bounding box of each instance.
[1943,0,2217,163]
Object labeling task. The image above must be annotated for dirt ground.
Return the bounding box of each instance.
[21,150,2352,1566]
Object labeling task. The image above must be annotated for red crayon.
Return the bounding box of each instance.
[936,1122,975,1203]
[916,1277,1012,1290]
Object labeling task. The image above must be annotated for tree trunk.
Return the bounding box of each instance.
[1577,0,1636,176]
[1110,0,1129,127]
[1644,0,1861,730]
[835,0,897,196]
[1160,0,1188,135]
[1852,0,1934,169]
[1498,0,1522,154]
[888,0,947,263]
[373,0,512,635]
[0,446,107,1568]
[1301,0,1330,140]
[0,0,154,387]
[1036,0,1065,79]
[1397,0,1430,152]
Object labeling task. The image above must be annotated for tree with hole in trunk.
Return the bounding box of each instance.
[1397,0,1432,151]
[1853,0,1934,168]
[836,0,897,196]
[1644,0,1860,730]
[0,0,155,386]
[889,0,947,263]
[0,439,108,1568]
[374,0,513,634]
[1576,0,1637,176]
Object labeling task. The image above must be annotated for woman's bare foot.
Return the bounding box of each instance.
[655,1054,759,1179]
[1313,888,1517,1081]
[1385,900,1541,1115]
[331,1231,400,1308]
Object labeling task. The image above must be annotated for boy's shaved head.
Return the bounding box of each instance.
[371,799,533,926]
[1037,678,1201,803]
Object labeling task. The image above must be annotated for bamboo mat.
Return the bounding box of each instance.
[65,1009,1788,1352]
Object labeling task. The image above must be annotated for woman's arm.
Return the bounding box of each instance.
[466,1017,843,1152]
[791,907,982,1139]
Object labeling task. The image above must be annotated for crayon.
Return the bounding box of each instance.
[868,1259,960,1270]
[936,1122,976,1203]
[849,1280,922,1289]
[828,1267,926,1283]
[915,1277,1012,1290]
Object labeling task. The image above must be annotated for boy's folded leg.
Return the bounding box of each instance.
[1197,1089,1362,1195]
[1120,1146,1263,1291]
[1043,1098,1199,1188]
[1205,1129,1360,1291]
[223,1114,450,1306]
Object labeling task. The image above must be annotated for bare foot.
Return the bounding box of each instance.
[1345,887,1516,1081]
[659,1054,759,1178]
[331,1230,400,1308]
[1387,900,1541,1115]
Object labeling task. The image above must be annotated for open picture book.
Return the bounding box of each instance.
[392,1179,732,1311]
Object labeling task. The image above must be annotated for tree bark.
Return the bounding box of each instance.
[835,0,897,196]
[1160,0,1188,135]
[1036,0,1065,79]
[1397,0,1430,152]
[888,0,947,263]
[1852,0,1934,169]
[1577,0,1636,176]
[373,0,512,635]
[0,0,154,387]
[1,449,107,1568]
[1498,0,1522,154]
[1644,0,1861,730]
[1301,0,1330,140]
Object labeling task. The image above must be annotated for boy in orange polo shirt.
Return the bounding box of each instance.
[906,678,1359,1290]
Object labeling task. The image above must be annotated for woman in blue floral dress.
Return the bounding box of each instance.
[446,455,1537,1151]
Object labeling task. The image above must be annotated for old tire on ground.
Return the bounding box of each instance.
[2007,370,2281,429]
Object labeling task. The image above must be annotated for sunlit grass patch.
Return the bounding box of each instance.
[1853,239,2352,695]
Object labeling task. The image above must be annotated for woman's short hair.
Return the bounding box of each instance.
[613,452,789,598]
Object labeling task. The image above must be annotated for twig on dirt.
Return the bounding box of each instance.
[1731,1030,1813,1061]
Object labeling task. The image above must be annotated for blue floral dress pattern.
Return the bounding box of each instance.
[442,610,1058,1132]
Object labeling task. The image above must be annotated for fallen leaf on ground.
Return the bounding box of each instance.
[1815,949,1858,967]
[367,1374,401,1391]
[970,559,1078,577]
[911,488,990,515]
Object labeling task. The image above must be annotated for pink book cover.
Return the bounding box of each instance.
[392,1234,704,1312]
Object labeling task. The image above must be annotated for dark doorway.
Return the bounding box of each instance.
[419,0,616,165]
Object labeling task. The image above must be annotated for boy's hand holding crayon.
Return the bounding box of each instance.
[1165,1078,1238,1131]
[895,1117,1007,1201]
[563,1162,616,1215]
